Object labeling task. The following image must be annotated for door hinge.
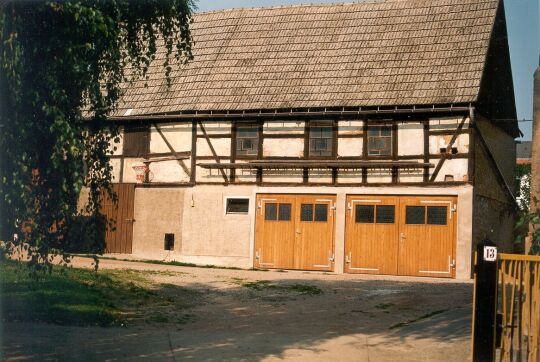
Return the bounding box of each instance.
[450,258,456,269]
[255,251,260,260]
[345,253,351,264]
[329,253,335,262]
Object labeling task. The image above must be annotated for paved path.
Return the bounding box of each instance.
[2,257,473,361]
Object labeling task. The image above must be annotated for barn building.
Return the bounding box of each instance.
[99,0,519,279]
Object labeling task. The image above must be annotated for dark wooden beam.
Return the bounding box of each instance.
[198,121,228,183]
[423,119,430,182]
[429,116,467,182]
[153,123,191,177]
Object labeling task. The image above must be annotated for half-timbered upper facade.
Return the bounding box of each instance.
[96,0,519,279]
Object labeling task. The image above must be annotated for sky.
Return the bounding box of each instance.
[194,0,539,140]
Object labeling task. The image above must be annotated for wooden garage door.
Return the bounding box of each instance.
[398,196,456,278]
[254,194,336,271]
[100,183,135,254]
[345,195,456,278]
[344,196,399,275]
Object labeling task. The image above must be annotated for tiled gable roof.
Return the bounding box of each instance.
[114,0,500,116]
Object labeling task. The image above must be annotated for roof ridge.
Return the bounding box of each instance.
[194,0,414,16]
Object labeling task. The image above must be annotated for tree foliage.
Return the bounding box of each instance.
[0,0,193,270]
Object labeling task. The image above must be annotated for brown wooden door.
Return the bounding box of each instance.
[254,195,296,269]
[254,194,335,271]
[397,196,456,278]
[295,195,336,271]
[344,195,399,275]
[100,183,135,254]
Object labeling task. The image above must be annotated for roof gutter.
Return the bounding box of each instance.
[100,104,472,123]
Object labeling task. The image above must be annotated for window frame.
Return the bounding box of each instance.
[365,123,394,158]
[234,121,261,159]
[308,120,336,159]
[224,196,250,215]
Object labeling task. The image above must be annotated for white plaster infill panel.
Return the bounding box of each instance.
[196,137,231,158]
[397,122,424,156]
[263,138,304,157]
[264,121,304,134]
[150,123,192,154]
[148,159,190,183]
[338,137,363,157]
[338,120,363,135]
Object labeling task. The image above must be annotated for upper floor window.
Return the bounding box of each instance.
[367,125,392,156]
[236,123,259,157]
[309,121,333,157]
[123,125,149,157]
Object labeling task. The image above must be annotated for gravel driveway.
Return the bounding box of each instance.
[2,256,473,361]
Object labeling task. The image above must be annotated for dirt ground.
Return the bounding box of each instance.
[2,256,473,361]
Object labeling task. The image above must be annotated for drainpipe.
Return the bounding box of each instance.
[530,56,540,252]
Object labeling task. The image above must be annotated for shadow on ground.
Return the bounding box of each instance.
[2,271,473,361]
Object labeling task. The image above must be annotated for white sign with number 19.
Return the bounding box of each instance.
[483,246,497,262]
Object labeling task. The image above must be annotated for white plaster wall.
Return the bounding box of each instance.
[196,121,231,135]
[263,138,304,158]
[131,188,184,260]
[264,120,304,134]
[338,120,363,135]
[367,169,393,183]
[429,116,470,130]
[122,158,146,183]
[430,158,469,182]
[262,170,304,183]
[150,123,192,154]
[148,160,190,183]
[234,160,258,182]
[196,138,231,157]
[399,162,424,183]
[110,158,122,182]
[196,161,232,182]
[337,170,363,184]
[398,122,424,156]
[429,133,469,154]
[308,170,333,183]
[122,184,474,279]
[180,186,254,267]
[338,138,363,157]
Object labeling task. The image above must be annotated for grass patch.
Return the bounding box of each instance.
[82,255,244,271]
[375,303,394,310]
[239,280,322,295]
[1,260,198,327]
[389,309,447,330]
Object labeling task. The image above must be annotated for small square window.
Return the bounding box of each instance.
[309,121,333,157]
[278,203,292,221]
[376,205,395,224]
[236,123,259,156]
[427,206,447,225]
[367,125,392,156]
[314,204,328,222]
[406,206,425,224]
[355,205,375,223]
[265,203,277,220]
[301,204,314,221]
[226,198,249,214]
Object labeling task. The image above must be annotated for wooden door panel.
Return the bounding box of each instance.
[295,195,336,271]
[397,196,456,278]
[254,194,296,269]
[101,183,135,254]
[345,195,399,275]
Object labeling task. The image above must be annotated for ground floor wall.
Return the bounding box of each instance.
[125,184,476,279]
